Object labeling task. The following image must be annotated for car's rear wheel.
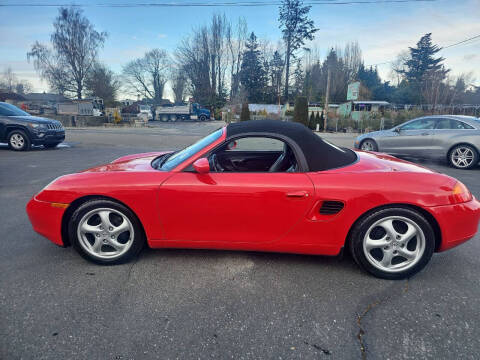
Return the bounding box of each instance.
[8,130,31,151]
[360,139,378,152]
[44,142,60,149]
[448,144,479,170]
[69,199,145,264]
[350,207,435,279]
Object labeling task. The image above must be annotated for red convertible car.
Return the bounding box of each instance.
[27,120,480,279]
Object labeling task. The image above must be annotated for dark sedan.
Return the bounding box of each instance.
[0,102,65,151]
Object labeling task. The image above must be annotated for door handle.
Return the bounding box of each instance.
[421,132,430,136]
[286,191,309,198]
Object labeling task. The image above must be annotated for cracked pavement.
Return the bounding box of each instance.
[1,122,479,359]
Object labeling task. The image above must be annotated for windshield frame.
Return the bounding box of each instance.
[158,128,225,171]
[0,102,31,117]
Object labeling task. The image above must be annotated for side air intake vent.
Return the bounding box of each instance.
[319,201,344,215]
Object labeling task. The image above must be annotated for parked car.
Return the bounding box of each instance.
[354,115,480,169]
[27,120,480,279]
[0,102,65,151]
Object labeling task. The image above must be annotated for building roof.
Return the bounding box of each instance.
[24,93,69,102]
[226,120,357,172]
[0,92,26,102]
[352,101,389,105]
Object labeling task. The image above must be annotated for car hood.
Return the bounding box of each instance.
[11,115,60,124]
[82,151,172,172]
[356,129,394,140]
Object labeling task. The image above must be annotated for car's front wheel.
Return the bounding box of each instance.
[448,144,479,170]
[360,139,378,152]
[69,199,145,264]
[8,130,31,151]
[350,207,435,279]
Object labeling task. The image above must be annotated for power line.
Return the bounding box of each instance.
[0,0,438,7]
[442,34,480,49]
[366,33,480,67]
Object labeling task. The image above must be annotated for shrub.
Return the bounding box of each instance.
[240,103,250,121]
[308,112,315,129]
[293,96,308,126]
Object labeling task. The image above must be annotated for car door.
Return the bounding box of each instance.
[381,118,435,156]
[430,118,475,158]
[157,137,315,245]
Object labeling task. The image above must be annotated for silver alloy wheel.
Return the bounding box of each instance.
[451,147,475,168]
[362,216,425,273]
[10,133,25,149]
[361,140,375,151]
[77,207,134,260]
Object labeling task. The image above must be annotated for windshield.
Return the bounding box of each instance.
[0,103,30,117]
[160,128,223,171]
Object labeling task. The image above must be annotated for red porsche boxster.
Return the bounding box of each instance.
[27,120,480,279]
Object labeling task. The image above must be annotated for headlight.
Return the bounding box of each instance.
[451,181,473,204]
[28,123,47,130]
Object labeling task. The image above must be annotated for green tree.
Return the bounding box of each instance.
[240,32,267,103]
[270,50,285,102]
[279,0,317,101]
[398,33,449,103]
[240,102,250,121]
[308,111,315,129]
[85,63,120,107]
[293,96,308,126]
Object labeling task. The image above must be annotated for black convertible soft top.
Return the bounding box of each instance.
[226,120,357,171]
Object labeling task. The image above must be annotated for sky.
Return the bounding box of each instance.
[0,0,479,100]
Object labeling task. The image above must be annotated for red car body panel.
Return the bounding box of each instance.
[26,127,480,256]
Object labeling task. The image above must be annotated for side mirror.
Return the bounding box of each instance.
[193,157,210,174]
[393,127,400,133]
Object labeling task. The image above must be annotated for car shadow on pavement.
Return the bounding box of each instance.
[0,143,71,151]
[139,246,362,276]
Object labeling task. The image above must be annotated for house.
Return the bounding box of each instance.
[23,92,70,106]
[338,100,389,121]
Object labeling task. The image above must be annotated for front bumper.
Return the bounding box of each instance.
[31,130,65,145]
[429,197,480,252]
[26,197,68,246]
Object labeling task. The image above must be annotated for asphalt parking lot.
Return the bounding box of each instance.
[1,122,479,360]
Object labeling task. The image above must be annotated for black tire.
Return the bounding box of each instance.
[68,199,145,265]
[349,207,435,280]
[448,144,479,170]
[360,139,378,152]
[44,142,60,149]
[199,115,207,122]
[8,129,31,151]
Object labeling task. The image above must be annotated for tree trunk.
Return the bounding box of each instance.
[284,39,291,102]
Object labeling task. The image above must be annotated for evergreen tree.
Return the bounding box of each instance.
[240,32,267,103]
[308,111,315,129]
[279,0,317,101]
[240,102,250,121]
[293,96,308,126]
[401,33,448,84]
[270,50,285,102]
[398,33,449,103]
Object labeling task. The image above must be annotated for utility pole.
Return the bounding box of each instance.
[324,68,331,132]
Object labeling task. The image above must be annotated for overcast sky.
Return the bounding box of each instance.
[1,0,479,99]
